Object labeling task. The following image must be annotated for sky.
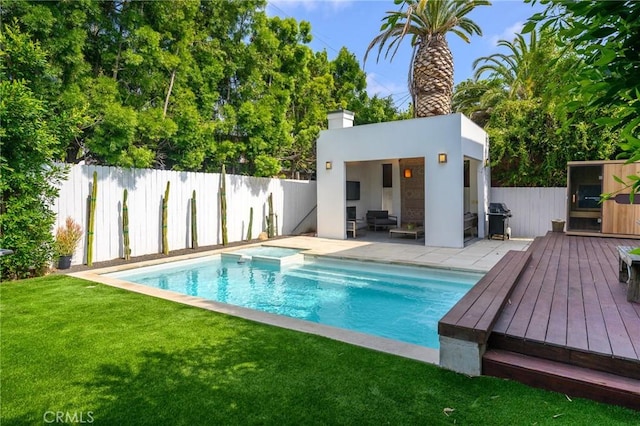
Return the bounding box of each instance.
[266,0,545,110]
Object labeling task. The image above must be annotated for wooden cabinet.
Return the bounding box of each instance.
[567,160,640,238]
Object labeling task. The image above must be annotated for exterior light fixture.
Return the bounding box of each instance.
[438,153,448,164]
[403,168,412,178]
[325,161,332,170]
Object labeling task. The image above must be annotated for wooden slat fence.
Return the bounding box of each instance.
[52,165,316,265]
[490,187,566,238]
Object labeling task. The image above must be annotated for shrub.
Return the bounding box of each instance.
[0,24,69,280]
[54,217,83,257]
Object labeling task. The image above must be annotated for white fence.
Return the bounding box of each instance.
[52,165,565,265]
[53,165,317,265]
[490,187,567,238]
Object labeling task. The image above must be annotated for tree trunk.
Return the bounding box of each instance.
[163,69,176,119]
[412,34,454,118]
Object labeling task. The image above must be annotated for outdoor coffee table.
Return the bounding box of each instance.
[389,227,424,240]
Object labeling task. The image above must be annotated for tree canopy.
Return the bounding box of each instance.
[454,24,620,187]
[523,0,640,193]
[1,0,407,178]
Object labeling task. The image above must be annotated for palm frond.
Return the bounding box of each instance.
[365,0,490,65]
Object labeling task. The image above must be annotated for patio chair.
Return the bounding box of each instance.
[366,210,398,231]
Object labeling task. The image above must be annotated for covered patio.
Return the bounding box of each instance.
[316,111,490,248]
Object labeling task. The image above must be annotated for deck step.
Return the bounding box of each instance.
[488,333,640,380]
[483,349,640,410]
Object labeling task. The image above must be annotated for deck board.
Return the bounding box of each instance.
[526,233,561,342]
[545,233,570,346]
[587,238,638,360]
[504,234,554,339]
[565,236,588,350]
[581,237,613,355]
[492,232,640,365]
[492,238,544,334]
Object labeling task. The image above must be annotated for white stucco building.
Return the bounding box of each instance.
[316,111,490,248]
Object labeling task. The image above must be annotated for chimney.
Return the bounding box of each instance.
[327,110,354,130]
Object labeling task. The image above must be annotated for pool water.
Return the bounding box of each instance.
[106,256,481,349]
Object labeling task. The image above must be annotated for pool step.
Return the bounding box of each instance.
[483,349,640,410]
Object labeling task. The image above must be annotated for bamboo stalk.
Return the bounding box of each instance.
[123,189,130,260]
[87,171,97,266]
[220,165,228,246]
[246,207,253,241]
[162,181,170,255]
[191,190,198,249]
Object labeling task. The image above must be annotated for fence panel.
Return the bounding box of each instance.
[53,165,317,265]
[490,187,566,238]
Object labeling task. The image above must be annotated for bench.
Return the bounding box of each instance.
[617,246,640,303]
[366,210,398,231]
[464,212,478,239]
[438,250,532,375]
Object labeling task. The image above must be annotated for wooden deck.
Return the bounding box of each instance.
[485,232,640,409]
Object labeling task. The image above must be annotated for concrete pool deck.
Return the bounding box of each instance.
[71,236,532,366]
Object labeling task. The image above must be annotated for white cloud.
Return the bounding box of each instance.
[489,21,524,46]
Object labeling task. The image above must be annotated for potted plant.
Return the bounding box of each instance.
[55,217,83,269]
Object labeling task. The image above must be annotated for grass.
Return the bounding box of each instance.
[1,275,637,425]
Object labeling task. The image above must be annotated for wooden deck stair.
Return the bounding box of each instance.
[483,349,640,410]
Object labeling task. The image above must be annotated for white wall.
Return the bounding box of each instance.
[53,165,316,265]
[317,114,488,248]
[490,187,566,238]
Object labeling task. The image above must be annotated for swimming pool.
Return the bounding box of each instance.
[106,255,481,349]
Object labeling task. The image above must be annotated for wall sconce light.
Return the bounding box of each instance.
[403,168,412,178]
[438,153,448,164]
[325,161,332,170]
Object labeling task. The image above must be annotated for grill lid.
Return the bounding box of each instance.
[489,202,511,215]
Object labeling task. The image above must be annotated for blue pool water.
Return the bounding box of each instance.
[106,256,481,349]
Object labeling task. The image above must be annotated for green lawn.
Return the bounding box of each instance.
[1,276,636,425]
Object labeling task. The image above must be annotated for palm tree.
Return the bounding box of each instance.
[452,78,505,127]
[365,0,490,118]
[473,32,536,100]
[472,29,561,101]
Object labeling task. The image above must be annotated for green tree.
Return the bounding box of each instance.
[452,78,505,127]
[473,31,549,100]
[0,23,69,279]
[524,0,640,192]
[1,1,404,179]
[365,0,489,118]
[455,27,619,186]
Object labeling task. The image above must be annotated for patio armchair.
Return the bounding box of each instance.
[366,210,398,231]
[347,220,368,238]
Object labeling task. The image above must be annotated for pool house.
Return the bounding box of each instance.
[316,111,490,248]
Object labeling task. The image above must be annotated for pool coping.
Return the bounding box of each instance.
[70,240,495,365]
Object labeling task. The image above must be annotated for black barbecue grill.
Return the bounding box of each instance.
[488,202,511,240]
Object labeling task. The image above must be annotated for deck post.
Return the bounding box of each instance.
[439,336,484,376]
